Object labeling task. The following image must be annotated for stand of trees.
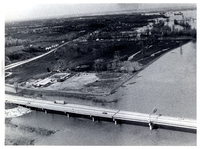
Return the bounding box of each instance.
[174,19,191,30]
[5,37,28,47]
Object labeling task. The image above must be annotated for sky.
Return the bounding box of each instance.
[4,2,196,22]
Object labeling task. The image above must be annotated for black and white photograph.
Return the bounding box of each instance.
[2,1,197,146]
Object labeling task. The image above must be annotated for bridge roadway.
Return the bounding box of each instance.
[5,95,196,131]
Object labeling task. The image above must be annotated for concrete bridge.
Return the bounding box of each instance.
[5,95,196,132]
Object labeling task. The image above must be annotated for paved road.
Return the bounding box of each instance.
[5,72,12,78]
[5,41,70,71]
[5,85,16,93]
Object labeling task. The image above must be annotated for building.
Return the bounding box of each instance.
[33,78,54,87]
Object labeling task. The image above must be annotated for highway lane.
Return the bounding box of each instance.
[5,41,70,71]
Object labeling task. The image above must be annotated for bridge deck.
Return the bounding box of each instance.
[5,96,196,130]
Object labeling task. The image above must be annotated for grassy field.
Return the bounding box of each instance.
[5,46,24,54]
[5,45,47,65]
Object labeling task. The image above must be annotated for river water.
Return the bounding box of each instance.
[6,110,196,145]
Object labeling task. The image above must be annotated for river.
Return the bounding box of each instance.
[6,110,196,145]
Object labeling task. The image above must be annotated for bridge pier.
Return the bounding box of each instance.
[113,118,117,125]
[149,122,154,130]
[6,97,197,132]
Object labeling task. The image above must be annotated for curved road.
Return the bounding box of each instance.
[5,72,12,78]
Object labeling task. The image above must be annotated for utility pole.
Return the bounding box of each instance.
[180,41,183,55]
[14,82,18,93]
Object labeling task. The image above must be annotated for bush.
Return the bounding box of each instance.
[94,59,107,71]
[5,37,27,47]
[120,61,142,73]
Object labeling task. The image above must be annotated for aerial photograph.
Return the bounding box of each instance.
[4,2,196,146]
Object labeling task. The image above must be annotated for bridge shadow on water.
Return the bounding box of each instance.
[29,107,196,134]
[118,120,196,134]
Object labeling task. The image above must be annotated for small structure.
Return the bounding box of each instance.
[57,73,71,82]
[174,12,183,15]
[33,78,54,87]
[76,65,91,71]
[45,47,51,51]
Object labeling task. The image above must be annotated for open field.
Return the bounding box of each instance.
[5,45,46,65]
[5,46,24,54]
[14,72,132,96]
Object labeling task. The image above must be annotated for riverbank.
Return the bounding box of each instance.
[102,41,196,119]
